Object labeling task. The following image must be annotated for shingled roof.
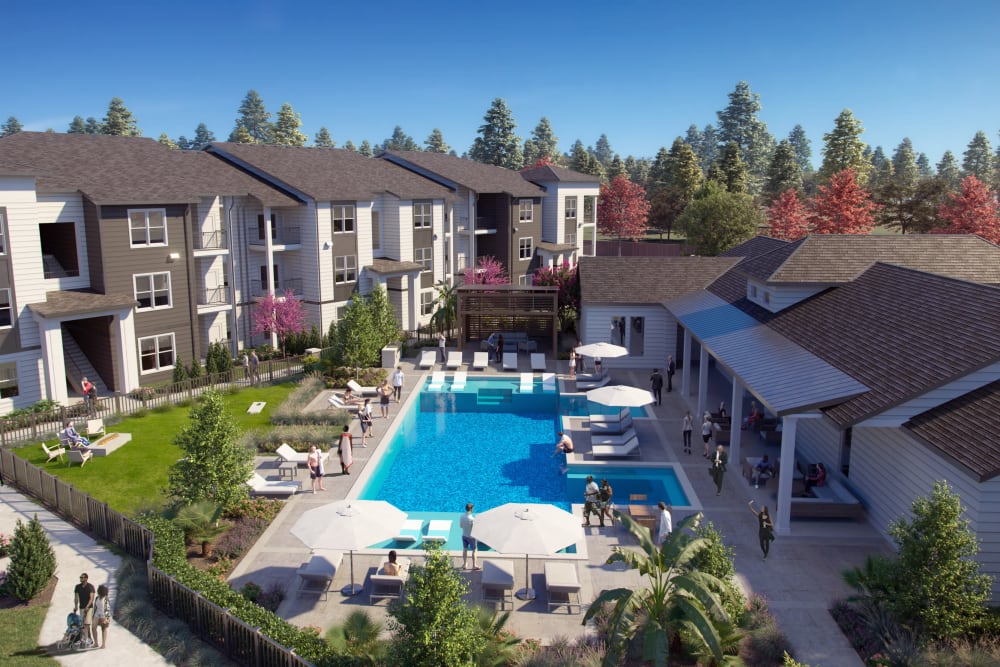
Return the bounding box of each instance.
[209,143,453,202]
[520,164,602,184]
[0,132,298,207]
[905,381,1000,481]
[719,235,790,259]
[579,256,741,305]
[381,151,545,198]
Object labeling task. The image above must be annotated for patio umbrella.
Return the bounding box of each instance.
[587,384,655,420]
[471,503,582,600]
[290,499,407,596]
[574,341,628,360]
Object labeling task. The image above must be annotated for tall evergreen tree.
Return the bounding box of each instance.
[624,155,650,187]
[763,139,802,202]
[607,154,627,180]
[867,146,892,191]
[84,117,102,134]
[891,137,920,189]
[191,123,216,150]
[694,124,720,175]
[962,130,994,184]
[314,126,335,148]
[67,115,87,134]
[648,138,703,239]
[424,128,450,153]
[271,102,307,146]
[647,146,671,189]
[819,109,870,184]
[343,139,357,152]
[712,141,748,194]
[787,124,813,173]
[468,97,522,169]
[102,97,141,136]
[157,133,179,149]
[916,152,933,177]
[937,150,961,190]
[229,90,271,144]
[1,116,23,136]
[593,134,614,167]
[716,81,774,193]
[359,140,373,157]
[522,117,558,165]
[381,125,419,152]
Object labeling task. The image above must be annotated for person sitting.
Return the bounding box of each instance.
[552,432,574,456]
[594,356,603,375]
[342,387,361,404]
[743,401,761,430]
[64,421,91,447]
[382,550,402,576]
[752,455,774,488]
[717,401,727,419]
[804,462,827,492]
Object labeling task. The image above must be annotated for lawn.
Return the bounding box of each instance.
[13,382,299,516]
[0,604,57,665]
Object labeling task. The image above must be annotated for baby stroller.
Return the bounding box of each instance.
[57,611,93,650]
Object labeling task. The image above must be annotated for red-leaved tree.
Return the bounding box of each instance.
[598,175,651,254]
[933,175,1000,244]
[533,261,579,314]
[809,168,879,234]
[251,290,307,356]
[463,255,510,285]
[766,188,810,240]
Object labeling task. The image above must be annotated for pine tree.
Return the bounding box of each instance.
[271,103,307,146]
[67,116,87,134]
[593,134,614,167]
[157,133,179,149]
[624,155,650,187]
[647,146,671,189]
[787,124,813,173]
[713,141,748,194]
[962,130,994,184]
[819,109,870,184]
[523,117,559,165]
[343,139,357,152]
[648,138,702,239]
[229,90,271,144]
[867,146,893,191]
[891,137,920,189]
[916,153,933,177]
[568,140,590,173]
[190,123,215,150]
[763,139,802,202]
[359,140,373,157]
[84,117,102,134]
[716,81,775,193]
[607,154,627,180]
[937,151,962,190]
[5,514,56,601]
[694,124,720,175]
[313,127,334,147]
[1,116,23,136]
[468,97,522,169]
[424,128,450,153]
[380,126,419,152]
[102,97,141,136]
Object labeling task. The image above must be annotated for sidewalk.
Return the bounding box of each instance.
[0,485,169,666]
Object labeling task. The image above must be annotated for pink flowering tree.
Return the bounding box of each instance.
[251,289,307,356]
[463,255,510,285]
[534,261,579,312]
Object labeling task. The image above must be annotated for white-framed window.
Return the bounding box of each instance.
[415,247,433,273]
[0,361,17,398]
[564,197,577,223]
[519,200,533,223]
[138,333,175,373]
[335,255,357,284]
[566,233,577,245]
[129,209,167,247]
[518,237,533,260]
[0,288,12,327]
[134,272,171,310]
[413,202,432,228]
[420,291,434,315]
[518,274,533,286]
[333,204,355,233]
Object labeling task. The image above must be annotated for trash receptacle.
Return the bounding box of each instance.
[382,345,400,369]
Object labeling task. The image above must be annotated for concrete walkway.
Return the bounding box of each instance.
[0,485,169,666]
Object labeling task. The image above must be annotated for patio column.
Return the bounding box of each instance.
[38,317,67,404]
[696,345,709,421]
[263,206,278,349]
[729,383,744,465]
[681,328,692,397]
[775,415,799,535]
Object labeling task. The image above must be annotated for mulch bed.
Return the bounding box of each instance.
[0,574,58,610]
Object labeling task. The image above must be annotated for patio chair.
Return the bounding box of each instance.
[394,519,424,545]
[541,372,556,391]
[42,442,66,463]
[369,556,410,603]
[276,443,310,467]
[544,562,582,614]
[57,429,72,449]
[296,549,342,601]
[328,394,360,412]
[67,448,92,467]
[246,472,301,496]
[446,351,463,369]
[520,372,533,393]
[86,418,106,439]
[530,353,547,371]
[589,408,631,424]
[481,559,515,610]
[502,352,518,371]
[428,371,446,391]
[590,413,634,435]
[452,371,468,390]
[592,434,641,459]
[347,379,378,396]
[424,519,451,544]
[591,428,638,447]
[472,351,489,369]
[418,349,436,369]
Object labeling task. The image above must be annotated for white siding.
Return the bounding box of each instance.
[747,279,824,312]
[380,196,402,265]
[0,352,46,411]
[580,303,672,368]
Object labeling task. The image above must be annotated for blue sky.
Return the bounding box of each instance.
[7,1,1000,167]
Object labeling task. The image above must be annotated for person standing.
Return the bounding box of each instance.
[656,502,672,545]
[710,444,727,496]
[378,380,391,418]
[338,425,354,474]
[359,399,373,446]
[438,331,446,362]
[496,334,505,364]
[391,366,404,403]
[307,445,325,493]
[582,475,602,527]
[574,345,584,374]
[242,352,250,383]
[94,584,112,648]
[460,503,479,570]
[74,572,96,648]
[701,413,714,457]
[81,377,95,416]
[665,355,676,392]
[568,349,576,378]
[682,410,693,454]
[748,500,775,560]
[250,351,260,385]
[599,479,615,525]
[649,368,664,406]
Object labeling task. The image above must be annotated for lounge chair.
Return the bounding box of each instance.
[541,372,556,391]
[481,559,515,610]
[472,351,489,369]
[296,549,342,600]
[67,448,92,467]
[446,351,463,369]
[452,371,468,390]
[592,435,641,459]
[370,556,410,603]
[394,519,424,545]
[42,442,65,463]
[424,519,451,544]
[576,374,610,390]
[502,352,518,371]
[428,371,446,391]
[591,414,634,435]
[86,418,106,439]
[591,428,638,447]
[530,353,547,371]
[520,372,533,393]
[57,429,72,449]
[589,408,631,424]
[544,561,582,614]
[276,443,310,467]
[347,379,378,396]
[246,472,301,496]
[328,394,360,412]
[418,349,437,368]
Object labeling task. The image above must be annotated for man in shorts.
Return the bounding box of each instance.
[73,572,96,647]
[460,503,479,570]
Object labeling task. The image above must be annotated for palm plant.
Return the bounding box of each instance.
[432,280,457,335]
[475,606,521,667]
[327,610,387,665]
[171,501,226,557]
[583,511,741,667]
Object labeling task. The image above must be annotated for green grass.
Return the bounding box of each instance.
[0,604,58,665]
[14,382,299,516]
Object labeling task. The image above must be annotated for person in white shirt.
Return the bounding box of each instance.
[460,503,479,570]
[656,502,672,545]
[583,475,602,527]
[391,367,404,402]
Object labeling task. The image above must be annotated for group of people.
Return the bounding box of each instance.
[581,475,615,527]
[241,351,261,385]
[72,572,112,648]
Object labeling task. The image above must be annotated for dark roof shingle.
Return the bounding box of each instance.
[381,151,545,197]
[520,164,602,184]
[580,256,741,305]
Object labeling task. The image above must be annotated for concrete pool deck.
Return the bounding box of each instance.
[231,357,881,666]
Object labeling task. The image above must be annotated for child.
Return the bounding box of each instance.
[93,584,112,648]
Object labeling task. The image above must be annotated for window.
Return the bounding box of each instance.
[139,333,175,373]
[564,197,577,223]
[335,255,357,283]
[749,285,758,298]
[372,211,381,251]
[134,273,171,310]
[333,204,355,233]
[415,247,433,273]
[0,361,17,398]
[413,202,432,228]
[518,237,533,260]
[519,200,533,223]
[420,291,434,315]
[0,209,6,254]
[518,274,533,286]
[566,233,577,245]
[764,291,771,304]
[129,209,167,246]
[256,213,276,241]
[0,289,11,327]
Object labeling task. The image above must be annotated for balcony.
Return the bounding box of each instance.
[196,286,231,314]
[249,278,303,298]
[247,225,301,248]
[195,228,228,250]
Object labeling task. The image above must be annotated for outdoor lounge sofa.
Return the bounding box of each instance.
[369,556,411,603]
[592,435,640,459]
[481,559,515,610]
[481,332,536,354]
[544,562,582,614]
[785,477,864,519]
[418,349,437,368]
[591,428,638,447]
[296,550,342,600]
[347,379,378,396]
[246,472,301,496]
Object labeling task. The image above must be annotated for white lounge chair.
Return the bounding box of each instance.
[328,394,360,412]
[246,472,301,496]
[297,550,342,600]
[544,561,582,614]
[520,372,533,393]
[86,418,106,438]
[541,372,556,391]
[481,559,515,610]
[428,371,446,391]
[446,350,463,369]
[452,371,468,390]
[370,556,410,603]
[67,448,93,467]
[592,435,641,459]
[42,442,65,463]
[591,428,638,447]
[530,353,547,371]
[576,373,610,390]
[394,519,424,545]
[276,443,310,467]
[418,349,437,368]
[424,519,451,544]
[591,414,634,435]
[502,352,518,371]
[347,379,378,396]
[472,351,489,369]
[589,408,631,424]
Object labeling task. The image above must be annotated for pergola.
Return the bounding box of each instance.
[456,285,559,353]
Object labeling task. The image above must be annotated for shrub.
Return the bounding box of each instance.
[4,514,56,601]
[0,532,11,557]
[213,517,269,559]
[224,497,283,523]
[240,581,262,603]
[242,425,342,453]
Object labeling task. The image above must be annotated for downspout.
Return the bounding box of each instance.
[225,197,237,358]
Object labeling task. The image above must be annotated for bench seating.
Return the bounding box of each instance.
[788,478,864,519]
[544,562,582,614]
[297,550,342,600]
[480,332,534,353]
[481,559,515,610]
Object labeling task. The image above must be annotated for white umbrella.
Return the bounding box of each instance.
[290,499,407,596]
[471,503,582,600]
[574,341,628,359]
[588,384,655,420]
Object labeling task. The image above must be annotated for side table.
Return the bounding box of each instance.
[278,461,298,480]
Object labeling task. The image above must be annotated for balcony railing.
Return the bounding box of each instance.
[474,217,496,231]
[196,229,228,250]
[198,286,229,307]
[249,278,303,298]
[247,225,301,245]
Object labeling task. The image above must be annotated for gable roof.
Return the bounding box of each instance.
[0,132,298,207]
[208,143,453,202]
[904,381,1000,481]
[579,256,741,305]
[381,151,545,197]
[520,164,602,184]
[719,235,790,259]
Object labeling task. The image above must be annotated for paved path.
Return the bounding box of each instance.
[0,485,169,666]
